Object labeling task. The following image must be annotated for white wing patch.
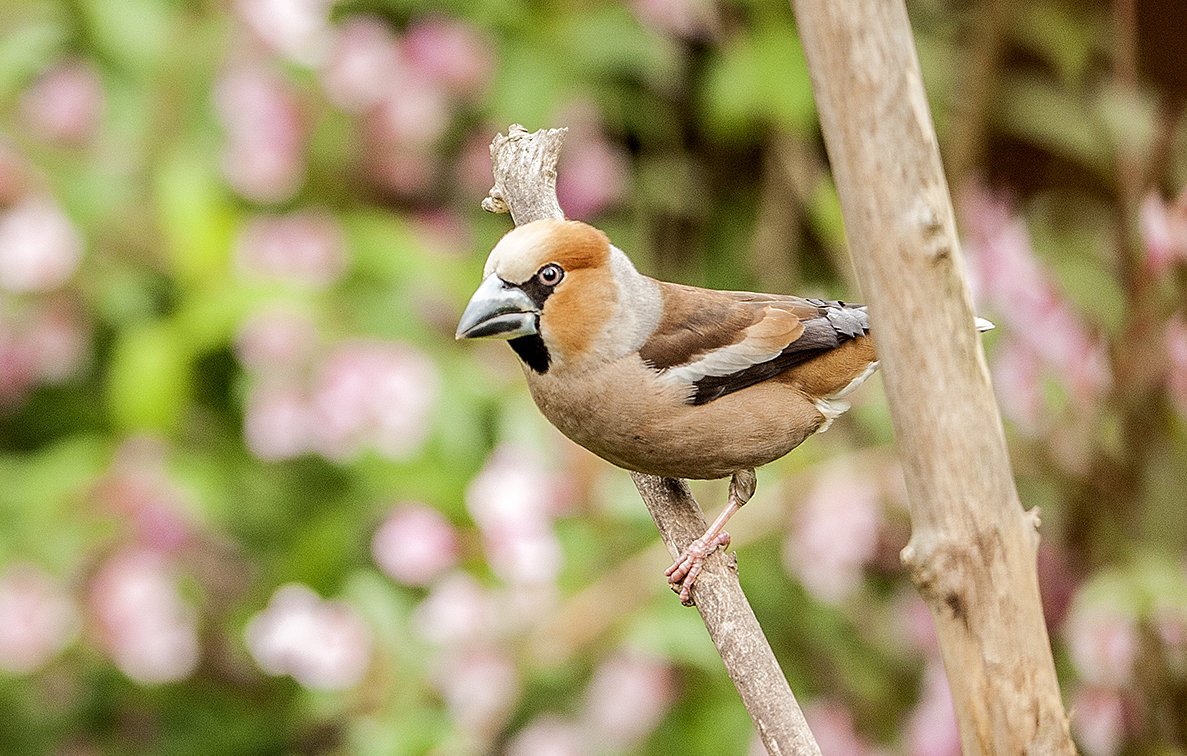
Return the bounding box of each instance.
[662,308,801,385]
[813,360,880,433]
[812,397,851,432]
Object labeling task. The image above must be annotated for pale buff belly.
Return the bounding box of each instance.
[524,356,825,480]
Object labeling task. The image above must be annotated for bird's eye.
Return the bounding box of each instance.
[537,263,564,286]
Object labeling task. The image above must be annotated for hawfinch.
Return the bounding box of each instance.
[456,219,992,602]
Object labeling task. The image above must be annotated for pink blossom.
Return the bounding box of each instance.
[960,181,1111,415]
[23,299,89,382]
[1070,686,1126,756]
[1029,304,1111,403]
[215,64,306,203]
[1165,315,1187,416]
[89,548,199,684]
[1035,542,1079,631]
[371,502,460,586]
[892,589,939,657]
[0,197,83,292]
[506,716,588,756]
[502,581,562,631]
[0,299,88,406]
[410,572,500,647]
[94,438,194,552]
[582,650,676,749]
[432,647,519,735]
[1154,607,1187,649]
[466,444,571,585]
[466,444,570,527]
[245,583,373,690]
[0,563,78,674]
[480,520,563,586]
[402,17,492,98]
[905,662,960,756]
[556,128,631,221]
[243,339,440,462]
[456,129,498,198]
[244,382,314,461]
[0,324,36,404]
[1154,606,1187,676]
[1064,602,1138,688]
[1138,190,1187,275]
[363,146,439,198]
[410,209,471,258]
[233,0,334,66]
[784,466,882,604]
[234,210,347,286]
[234,307,319,374]
[960,182,1039,308]
[308,339,439,460]
[320,16,403,112]
[221,138,306,204]
[20,60,104,146]
[0,138,30,204]
[803,699,881,756]
[631,0,721,40]
[989,338,1044,430]
[365,77,451,151]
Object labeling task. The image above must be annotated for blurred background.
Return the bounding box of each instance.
[0,0,1185,753]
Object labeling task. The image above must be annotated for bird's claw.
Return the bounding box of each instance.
[664,531,731,605]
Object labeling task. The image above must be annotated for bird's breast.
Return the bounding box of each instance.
[522,355,825,480]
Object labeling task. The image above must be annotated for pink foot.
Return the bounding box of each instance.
[664,531,731,605]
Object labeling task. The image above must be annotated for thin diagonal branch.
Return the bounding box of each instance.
[483,124,820,756]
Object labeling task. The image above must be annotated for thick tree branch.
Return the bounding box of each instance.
[788,1,1076,753]
[483,124,820,756]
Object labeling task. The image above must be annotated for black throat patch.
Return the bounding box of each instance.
[505,276,556,374]
[510,333,550,373]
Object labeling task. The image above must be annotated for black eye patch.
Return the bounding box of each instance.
[516,276,555,310]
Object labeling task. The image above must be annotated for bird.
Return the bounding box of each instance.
[456,218,993,603]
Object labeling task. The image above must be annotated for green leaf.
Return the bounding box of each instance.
[486,39,570,129]
[105,321,193,433]
[698,23,816,143]
[154,147,237,286]
[1093,81,1159,158]
[1010,0,1106,86]
[1028,194,1125,332]
[752,24,816,134]
[0,18,66,101]
[172,282,252,353]
[0,436,109,569]
[79,0,176,69]
[341,209,427,283]
[994,74,1111,177]
[623,601,725,671]
[554,4,682,87]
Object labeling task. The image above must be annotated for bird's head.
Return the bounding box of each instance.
[457,219,641,372]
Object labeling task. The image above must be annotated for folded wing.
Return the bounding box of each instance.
[640,282,872,406]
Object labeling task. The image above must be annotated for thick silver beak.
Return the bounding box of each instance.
[455,274,539,340]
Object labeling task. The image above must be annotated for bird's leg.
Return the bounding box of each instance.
[665,468,757,604]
